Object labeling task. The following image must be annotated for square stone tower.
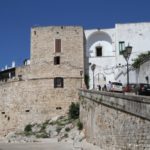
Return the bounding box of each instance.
[29,26,84,114]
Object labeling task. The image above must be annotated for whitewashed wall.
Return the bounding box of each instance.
[85,22,150,88]
[115,23,150,84]
[138,60,150,83]
[85,29,116,89]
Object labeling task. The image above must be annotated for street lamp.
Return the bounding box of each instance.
[91,64,96,89]
[122,45,132,91]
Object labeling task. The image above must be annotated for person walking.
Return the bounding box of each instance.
[98,85,101,91]
[108,81,112,91]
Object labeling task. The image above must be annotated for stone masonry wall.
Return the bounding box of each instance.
[0,26,84,137]
[30,26,84,78]
[0,78,80,136]
[79,90,150,150]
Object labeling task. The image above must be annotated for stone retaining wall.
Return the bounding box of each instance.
[79,90,150,150]
[0,78,80,136]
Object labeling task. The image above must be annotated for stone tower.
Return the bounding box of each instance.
[29,26,84,111]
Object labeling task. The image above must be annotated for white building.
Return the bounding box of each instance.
[85,22,150,89]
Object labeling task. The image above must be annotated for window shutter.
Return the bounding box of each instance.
[119,41,125,55]
[55,39,61,52]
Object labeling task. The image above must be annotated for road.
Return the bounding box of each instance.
[0,142,74,150]
[0,138,101,150]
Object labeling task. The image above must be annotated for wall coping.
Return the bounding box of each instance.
[79,89,150,104]
[79,89,150,121]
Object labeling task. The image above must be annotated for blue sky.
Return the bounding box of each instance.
[0,0,150,69]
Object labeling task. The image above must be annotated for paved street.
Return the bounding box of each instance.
[0,142,74,150]
[0,140,101,150]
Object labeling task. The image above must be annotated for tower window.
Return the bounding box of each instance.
[55,39,61,53]
[96,47,102,57]
[54,77,64,88]
[54,56,60,65]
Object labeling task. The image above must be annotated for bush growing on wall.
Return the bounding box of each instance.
[68,102,79,119]
[77,120,83,130]
[132,51,150,69]
[24,124,32,132]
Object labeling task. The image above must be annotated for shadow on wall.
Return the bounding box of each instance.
[86,31,112,52]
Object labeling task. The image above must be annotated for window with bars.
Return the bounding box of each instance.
[55,39,61,53]
[54,77,64,88]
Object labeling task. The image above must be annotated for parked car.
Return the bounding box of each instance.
[108,82,123,93]
[123,83,137,93]
[135,83,150,96]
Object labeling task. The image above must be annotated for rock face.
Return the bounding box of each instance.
[4,116,85,144]
[0,115,102,150]
[0,26,84,137]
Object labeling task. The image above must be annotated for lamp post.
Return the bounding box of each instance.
[80,70,83,88]
[91,64,96,89]
[122,45,132,91]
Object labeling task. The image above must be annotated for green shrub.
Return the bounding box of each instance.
[40,120,50,132]
[24,131,32,136]
[65,127,70,132]
[64,133,68,138]
[36,132,49,138]
[56,126,62,133]
[40,124,46,131]
[132,51,150,68]
[24,124,32,132]
[77,121,83,130]
[68,102,79,119]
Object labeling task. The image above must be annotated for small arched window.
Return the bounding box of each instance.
[96,46,102,57]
